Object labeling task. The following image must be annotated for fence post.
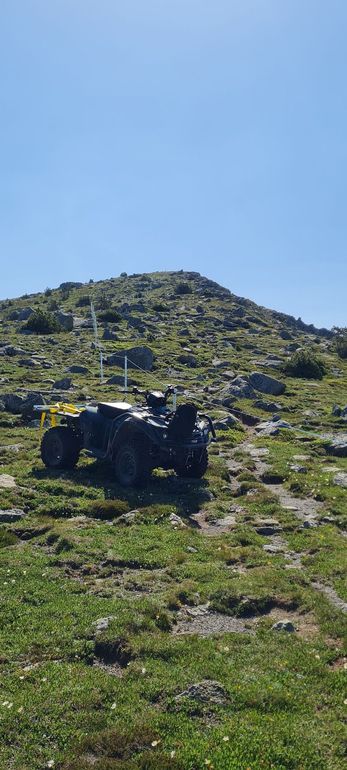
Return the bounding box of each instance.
[172,388,177,411]
[100,350,104,383]
[124,355,128,392]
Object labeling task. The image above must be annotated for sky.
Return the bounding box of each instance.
[0,1,346,328]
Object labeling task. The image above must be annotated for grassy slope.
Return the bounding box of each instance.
[0,272,346,770]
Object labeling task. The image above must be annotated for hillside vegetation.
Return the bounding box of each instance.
[0,271,346,770]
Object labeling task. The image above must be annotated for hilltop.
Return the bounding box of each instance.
[0,271,346,770]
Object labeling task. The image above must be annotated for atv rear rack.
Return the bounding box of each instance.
[34,403,83,432]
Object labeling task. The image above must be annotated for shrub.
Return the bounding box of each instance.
[333,327,347,359]
[88,499,129,520]
[76,295,90,307]
[25,309,62,335]
[283,349,326,380]
[46,298,59,311]
[152,302,167,312]
[98,308,122,323]
[175,281,192,295]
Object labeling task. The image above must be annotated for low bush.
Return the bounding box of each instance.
[175,281,192,295]
[25,309,62,334]
[98,308,122,323]
[88,499,129,520]
[76,295,90,307]
[283,349,326,380]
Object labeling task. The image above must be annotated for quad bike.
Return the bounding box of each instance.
[35,386,215,487]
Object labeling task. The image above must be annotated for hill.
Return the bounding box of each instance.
[0,271,346,770]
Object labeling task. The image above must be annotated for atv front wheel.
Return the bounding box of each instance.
[41,426,80,470]
[175,448,208,479]
[114,436,152,487]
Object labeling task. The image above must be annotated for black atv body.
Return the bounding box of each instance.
[40,386,215,486]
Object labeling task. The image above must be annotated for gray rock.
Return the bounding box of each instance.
[324,437,347,457]
[2,391,46,415]
[66,365,90,374]
[0,508,26,522]
[213,414,239,431]
[254,399,283,412]
[55,310,74,331]
[279,330,293,340]
[52,377,72,390]
[103,327,118,341]
[18,358,40,368]
[272,620,295,633]
[106,374,136,386]
[92,616,116,634]
[221,376,255,400]
[333,472,347,488]
[249,371,286,396]
[0,345,26,357]
[178,354,197,367]
[174,680,229,705]
[106,346,154,371]
[17,307,35,321]
[290,464,308,473]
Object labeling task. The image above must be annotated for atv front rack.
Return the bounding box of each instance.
[34,403,83,433]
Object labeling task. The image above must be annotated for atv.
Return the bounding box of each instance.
[36,386,215,487]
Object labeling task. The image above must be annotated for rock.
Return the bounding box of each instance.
[0,508,25,522]
[52,377,73,390]
[18,358,40,368]
[221,376,255,400]
[106,346,154,371]
[290,464,307,473]
[92,616,116,634]
[324,437,347,457]
[106,374,137,386]
[0,345,26,356]
[59,281,83,291]
[256,417,292,436]
[66,365,90,374]
[272,620,295,633]
[178,354,197,367]
[55,310,74,331]
[17,307,35,321]
[279,330,293,340]
[115,511,138,525]
[0,443,23,453]
[213,414,240,431]
[248,371,286,396]
[103,327,118,341]
[2,391,46,415]
[0,475,17,489]
[169,513,187,528]
[254,399,283,412]
[332,404,342,417]
[333,472,347,488]
[174,680,229,705]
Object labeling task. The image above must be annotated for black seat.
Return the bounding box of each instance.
[167,403,197,440]
[97,402,132,419]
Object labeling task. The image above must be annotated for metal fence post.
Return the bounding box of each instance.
[124,355,128,392]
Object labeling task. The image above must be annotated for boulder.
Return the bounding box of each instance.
[272,620,295,633]
[103,327,118,341]
[333,472,347,488]
[106,374,137,386]
[106,346,154,371]
[55,310,74,331]
[324,437,347,457]
[52,377,73,390]
[17,307,35,321]
[2,391,46,415]
[0,508,26,522]
[0,345,26,357]
[66,365,90,374]
[279,330,293,340]
[254,399,283,412]
[221,376,255,400]
[249,371,286,396]
[178,354,197,367]
[213,414,240,431]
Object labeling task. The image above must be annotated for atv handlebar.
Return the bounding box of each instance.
[132,385,175,405]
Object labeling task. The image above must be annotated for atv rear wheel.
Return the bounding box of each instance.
[114,436,152,487]
[175,448,208,479]
[41,426,80,470]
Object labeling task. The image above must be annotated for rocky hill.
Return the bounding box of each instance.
[0,271,346,770]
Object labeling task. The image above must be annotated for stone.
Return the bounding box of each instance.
[248,371,286,396]
[213,414,240,431]
[2,391,46,415]
[324,437,347,457]
[279,330,293,340]
[92,616,116,634]
[272,620,295,632]
[55,310,74,331]
[290,464,307,473]
[66,365,90,374]
[17,307,35,321]
[52,377,73,390]
[333,472,347,488]
[254,399,283,412]
[169,513,187,528]
[0,475,17,489]
[103,327,118,341]
[106,374,136,386]
[0,345,26,357]
[221,376,255,400]
[174,680,229,705]
[178,354,197,367]
[18,358,40,368]
[106,346,154,371]
[0,508,25,522]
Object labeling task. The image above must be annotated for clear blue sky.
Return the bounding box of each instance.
[1,1,346,328]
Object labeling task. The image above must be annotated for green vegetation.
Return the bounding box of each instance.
[25,308,62,334]
[0,271,346,769]
[98,308,122,322]
[334,327,347,359]
[283,348,326,379]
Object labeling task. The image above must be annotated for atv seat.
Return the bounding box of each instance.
[97,402,132,419]
[167,403,197,440]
